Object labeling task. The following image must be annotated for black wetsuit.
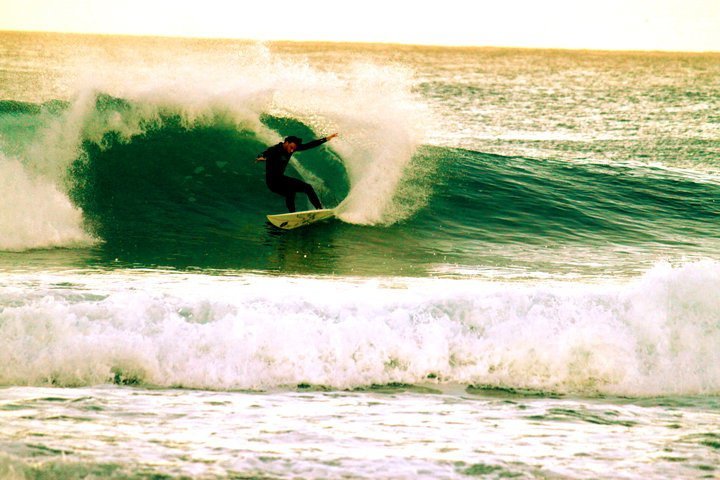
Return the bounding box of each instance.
[259,138,327,212]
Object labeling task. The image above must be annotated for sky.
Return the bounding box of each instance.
[1,0,719,52]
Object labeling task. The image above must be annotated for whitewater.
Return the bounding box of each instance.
[2,263,720,395]
[1,31,719,479]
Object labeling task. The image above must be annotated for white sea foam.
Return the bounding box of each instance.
[0,260,718,395]
[0,155,93,251]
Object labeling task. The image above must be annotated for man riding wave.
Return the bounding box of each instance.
[256,133,338,212]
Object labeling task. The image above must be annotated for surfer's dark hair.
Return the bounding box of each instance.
[284,135,302,145]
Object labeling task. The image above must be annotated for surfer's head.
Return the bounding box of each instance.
[283,136,302,154]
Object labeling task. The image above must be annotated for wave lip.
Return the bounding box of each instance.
[0,261,718,396]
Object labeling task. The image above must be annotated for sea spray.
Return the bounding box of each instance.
[0,155,93,250]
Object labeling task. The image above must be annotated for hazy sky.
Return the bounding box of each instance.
[1,0,718,51]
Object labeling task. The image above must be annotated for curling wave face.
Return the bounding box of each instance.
[0,40,428,252]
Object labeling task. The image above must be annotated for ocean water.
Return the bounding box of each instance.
[0,31,719,478]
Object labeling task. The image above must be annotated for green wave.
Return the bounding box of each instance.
[2,95,719,275]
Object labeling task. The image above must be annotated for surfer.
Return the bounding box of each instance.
[256,133,338,212]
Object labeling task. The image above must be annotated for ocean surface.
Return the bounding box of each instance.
[1,31,719,478]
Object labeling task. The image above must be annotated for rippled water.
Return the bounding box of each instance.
[2,386,719,479]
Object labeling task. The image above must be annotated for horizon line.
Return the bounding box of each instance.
[2,28,719,55]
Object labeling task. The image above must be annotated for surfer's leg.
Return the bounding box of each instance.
[268,177,298,212]
[303,184,323,210]
[284,191,296,212]
[286,177,323,210]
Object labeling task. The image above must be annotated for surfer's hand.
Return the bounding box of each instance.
[326,133,338,141]
[256,156,266,162]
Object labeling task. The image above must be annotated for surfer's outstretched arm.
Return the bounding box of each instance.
[296,133,338,151]
[256,145,275,162]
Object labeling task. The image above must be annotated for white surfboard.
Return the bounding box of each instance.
[266,208,336,230]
